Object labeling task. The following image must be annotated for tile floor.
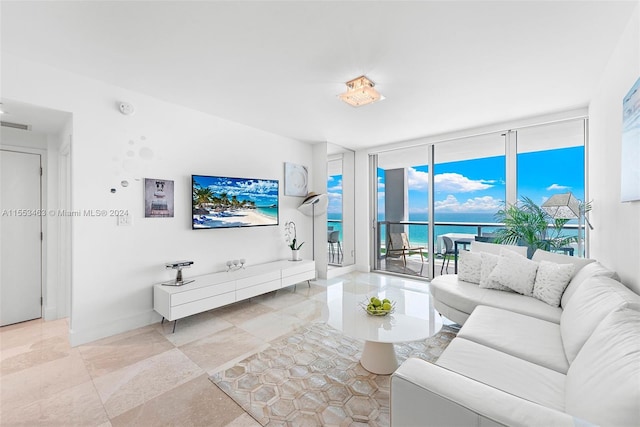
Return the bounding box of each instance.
[0,272,436,426]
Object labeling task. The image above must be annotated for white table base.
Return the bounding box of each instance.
[360,341,398,375]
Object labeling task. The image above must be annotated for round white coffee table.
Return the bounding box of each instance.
[325,287,443,374]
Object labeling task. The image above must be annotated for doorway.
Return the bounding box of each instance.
[1,149,43,326]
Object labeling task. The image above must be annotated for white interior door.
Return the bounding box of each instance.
[1,149,43,326]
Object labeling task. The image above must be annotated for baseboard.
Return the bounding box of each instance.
[69,309,161,347]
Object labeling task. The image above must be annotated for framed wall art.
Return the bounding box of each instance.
[284,162,308,197]
[144,178,174,217]
[621,77,640,202]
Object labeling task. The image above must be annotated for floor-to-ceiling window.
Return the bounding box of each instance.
[328,158,343,265]
[370,116,587,279]
[374,147,429,277]
[516,119,587,256]
[434,133,506,275]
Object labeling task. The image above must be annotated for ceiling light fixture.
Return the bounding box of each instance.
[339,75,383,107]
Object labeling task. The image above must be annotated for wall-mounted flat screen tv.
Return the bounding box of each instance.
[192,175,279,229]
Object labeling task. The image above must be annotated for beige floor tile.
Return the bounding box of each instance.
[179,326,266,374]
[237,310,306,342]
[92,348,203,419]
[279,298,328,323]
[1,349,91,412]
[212,299,275,325]
[1,334,72,376]
[0,318,69,352]
[250,287,309,310]
[79,329,175,378]
[226,412,262,426]
[0,380,109,427]
[110,374,244,426]
[155,311,234,347]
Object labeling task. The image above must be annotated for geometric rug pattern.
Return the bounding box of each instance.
[210,322,457,426]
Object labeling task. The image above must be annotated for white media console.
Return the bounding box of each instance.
[153,259,316,329]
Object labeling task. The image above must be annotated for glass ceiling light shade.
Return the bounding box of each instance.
[541,192,580,219]
[339,75,383,107]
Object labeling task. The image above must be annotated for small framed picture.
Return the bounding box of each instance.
[144,178,174,217]
[284,162,308,197]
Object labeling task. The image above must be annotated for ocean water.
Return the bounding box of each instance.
[327,212,499,245]
[328,211,577,248]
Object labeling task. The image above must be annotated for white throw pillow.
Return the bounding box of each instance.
[532,260,575,307]
[478,252,511,291]
[487,249,539,295]
[457,250,482,284]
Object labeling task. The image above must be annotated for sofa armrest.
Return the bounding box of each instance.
[391,358,592,427]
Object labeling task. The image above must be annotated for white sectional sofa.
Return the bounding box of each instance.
[391,245,640,427]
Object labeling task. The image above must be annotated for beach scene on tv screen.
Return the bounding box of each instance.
[192,175,279,228]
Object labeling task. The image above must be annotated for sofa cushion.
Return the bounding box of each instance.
[561,261,620,309]
[531,249,594,278]
[457,306,569,374]
[437,337,565,411]
[487,249,539,295]
[565,307,640,427]
[560,276,640,363]
[457,250,482,284]
[532,260,574,307]
[478,252,511,291]
[471,240,528,257]
[430,275,562,324]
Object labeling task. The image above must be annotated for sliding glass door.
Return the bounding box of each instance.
[370,117,587,279]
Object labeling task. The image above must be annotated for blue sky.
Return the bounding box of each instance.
[377,146,584,218]
[327,174,342,215]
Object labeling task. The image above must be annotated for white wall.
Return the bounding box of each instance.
[2,54,313,345]
[588,3,640,294]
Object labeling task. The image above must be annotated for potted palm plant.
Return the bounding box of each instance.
[284,221,304,261]
[494,197,577,258]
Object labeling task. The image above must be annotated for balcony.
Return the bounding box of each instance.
[375,220,581,279]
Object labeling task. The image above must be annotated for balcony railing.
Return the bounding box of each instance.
[375,220,581,278]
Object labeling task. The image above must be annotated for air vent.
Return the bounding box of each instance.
[1,121,31,131]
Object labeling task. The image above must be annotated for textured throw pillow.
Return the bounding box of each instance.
[478,252,512,291]
[532,260,575,307]
[487,249,539,295]
[458,250,482,284]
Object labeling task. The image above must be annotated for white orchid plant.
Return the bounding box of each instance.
[284,221,304,250]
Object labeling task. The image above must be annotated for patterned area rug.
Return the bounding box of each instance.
[210,322,457,426]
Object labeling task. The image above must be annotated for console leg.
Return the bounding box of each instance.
[172,320,177,333]
[161,317,165,324]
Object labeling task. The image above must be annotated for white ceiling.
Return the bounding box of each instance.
[1,1,637,150]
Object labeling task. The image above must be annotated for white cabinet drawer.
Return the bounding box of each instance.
[236,270,280,290]
[171,281,235,306]
[171,291,235,320]
[282,271,315,287]
[236,278,281,301]
[282,260,315,277]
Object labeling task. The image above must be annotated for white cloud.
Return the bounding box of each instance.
[546,183,570,191]
[407,168,430,190]
[435,195,502,212]
[435,173,493,193]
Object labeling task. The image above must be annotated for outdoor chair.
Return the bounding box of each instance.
[328,230,342,263]
[387,233,425,266]
[440,235,456,274]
